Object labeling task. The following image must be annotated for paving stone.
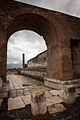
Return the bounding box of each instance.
[16,89,24,96]
[48,104,66,114]
[8,97,25,111]
[23,89,30,95]
[9,90,17,98]
[46,95,63,107]
[21,95,31,105]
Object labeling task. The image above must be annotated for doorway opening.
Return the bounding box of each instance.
[70,39,80,79]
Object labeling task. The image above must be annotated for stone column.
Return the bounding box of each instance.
[22,53,25,68]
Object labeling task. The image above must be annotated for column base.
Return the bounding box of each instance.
[44,77,80,90]
[44,77,80,104]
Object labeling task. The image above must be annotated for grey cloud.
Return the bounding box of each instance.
[7,30,47,68]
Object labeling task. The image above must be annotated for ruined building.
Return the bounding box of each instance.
[21,51,47,80]
[0,0,80,106]
[27,51,47,70]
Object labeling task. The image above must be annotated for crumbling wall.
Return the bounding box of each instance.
[20,51,47,81]
[27,51,47,71]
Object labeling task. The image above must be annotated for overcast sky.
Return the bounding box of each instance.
[7,30,47,68]
[7,0,80,69]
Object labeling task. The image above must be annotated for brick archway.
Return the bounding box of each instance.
[6,13,59,81]
[1,0,80,83]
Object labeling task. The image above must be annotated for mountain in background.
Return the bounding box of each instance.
[7,63,22,69]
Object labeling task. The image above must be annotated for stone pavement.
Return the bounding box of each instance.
[7,75,63,111]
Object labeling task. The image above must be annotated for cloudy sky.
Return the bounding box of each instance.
[7,30,47,68]
[7,0,80,69]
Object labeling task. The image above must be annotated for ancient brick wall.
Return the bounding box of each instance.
[0,0,80,81]
[27,51,47,69]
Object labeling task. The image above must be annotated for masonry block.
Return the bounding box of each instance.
[63,87,76,104]
[31,90,47,115]
[0,78,3,87]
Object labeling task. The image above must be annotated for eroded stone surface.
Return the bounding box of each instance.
[8,97,25,111]
[0,99,3,106]
[31,90,47,115]
[48,104,66,114]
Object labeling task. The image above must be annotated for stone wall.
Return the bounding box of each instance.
[1,0,80,81]
[20,51,47,81]
[27,51,47,70]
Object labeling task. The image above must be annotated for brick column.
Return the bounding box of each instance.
[47,46,63,80]
[57,31,73,80]
[47,34,73,81]
[0,27,7,82]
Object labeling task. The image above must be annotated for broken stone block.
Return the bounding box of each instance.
[63,87,76,104]
[0,99,3,106]
[48,103,66,114]
[23,89,30,95]
[9,90,16,98]
[49,89,64,97]
[46,95,63,107]
[31,90,47,115]
[0,91,8,98]
[16,89,23,96]
[8,97,25,111]
[0,78,3,87]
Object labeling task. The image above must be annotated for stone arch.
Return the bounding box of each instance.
[0,1,73,82]
[4,13,58,80]
[7,13,57,46]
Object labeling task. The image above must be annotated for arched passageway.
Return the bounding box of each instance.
[1,13,59,81]
[7,30,47,69]
[1,0,78,83]
[0,11,73,82]
[1,0,80,106]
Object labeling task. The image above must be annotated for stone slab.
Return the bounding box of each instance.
[0,99,3,106]
[46,95,63,107]
[16,89,24,96]
[0,91,8,98]
[44,80,80,90]
[48,103,66,114]
[23,89,30,95]
[0,78,2,87]
[44,80,63,89]
[21,95,31,105]
[45,77,80,85]
[8,97,25,111]
[49,90,64,98]
[9,90,16,98]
